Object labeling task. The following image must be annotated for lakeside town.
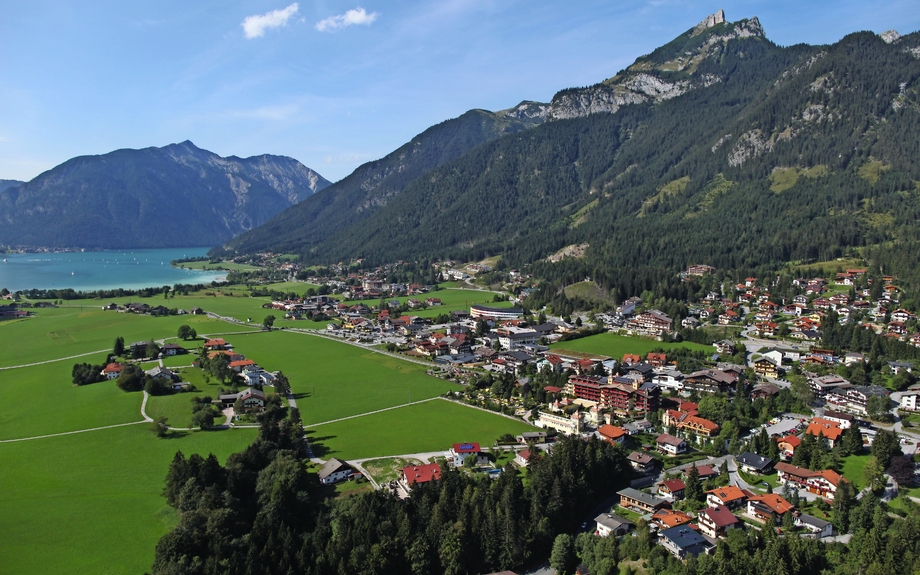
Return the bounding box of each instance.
[12,254,914,568]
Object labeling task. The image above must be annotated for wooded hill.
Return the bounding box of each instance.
[219,16,920,302]
[218,103,548,255]
[0,141,330,249]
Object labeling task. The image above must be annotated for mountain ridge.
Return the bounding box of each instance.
[0,141,330,249]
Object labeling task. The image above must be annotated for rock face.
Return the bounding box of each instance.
[692,9,726,36]
[0,141,331,249]
[880,30,901,44]
[546,12,766,121]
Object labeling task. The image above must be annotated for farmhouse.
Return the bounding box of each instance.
[100,363,123,380]
[317,458,356,485]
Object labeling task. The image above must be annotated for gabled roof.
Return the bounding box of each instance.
[652,508,693,528]
[706,485,748,504]
[747,494,794,515]
[656,433,685,446]
[777,435,801,448]
[317,458,352,479]
[736,452,773,471]
[805,418,844,441]
[627,451,654,465]
[594,513,634,532]
[660,479,686,492]
[699,505,740,527]
[598,425,628,442]
[452,443,481,454]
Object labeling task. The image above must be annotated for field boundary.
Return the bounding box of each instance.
[0,348,110,371]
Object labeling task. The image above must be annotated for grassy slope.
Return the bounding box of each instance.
[309,399,535,460]
[0,425,256,575]
[549,332,713,358]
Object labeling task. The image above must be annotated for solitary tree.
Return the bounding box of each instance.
[177,325,192,340]
[113,336,125,357]
[151,416,169,437]
[263,315,276,330]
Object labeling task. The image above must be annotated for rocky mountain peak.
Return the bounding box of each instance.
[692,9,726,36]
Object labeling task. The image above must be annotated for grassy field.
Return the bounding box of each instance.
[175,260,262,272]
[841,453,872,490]
[222,331,458,424]
[549,332,713,359]
[0,306,238,368]
[308,399,535,460]
[0,362,142,440]
[0,425,257,575]
[339,287,511,319]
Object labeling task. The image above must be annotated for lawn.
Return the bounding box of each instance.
[0,305,234,367]
[0,362,143,440]
[307,399,536,460]
[550,332,713,359]
[841,453,872,490]
[222,331,459,425]
[339,287,512,320]
[0,425,256,575]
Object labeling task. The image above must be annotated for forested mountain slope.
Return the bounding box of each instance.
[0,141,330,249]
[222,14,920,301]
[217,102,548,255]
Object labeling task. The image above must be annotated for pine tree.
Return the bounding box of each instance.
[685,463,704,503]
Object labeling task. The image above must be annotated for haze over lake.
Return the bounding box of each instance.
[0,247,226,292]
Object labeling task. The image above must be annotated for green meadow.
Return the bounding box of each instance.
[218,331,458,424]
[0,425,257,575]
[0,305,246,368]
[549,332,713,359]
[0,362,141,440]
[308,399,535,460]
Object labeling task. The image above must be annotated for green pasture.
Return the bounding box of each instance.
[0,362,142,440]
[0,305,244,367]
[175,260,262,272]
[307,398,535,460]
[218,331,457,424]
[144,368,227,428]
[549,332,712,359]
[341,287,511,319]
[0,425,257,575]
[259,280,321,293]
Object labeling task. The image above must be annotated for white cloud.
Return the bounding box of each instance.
[315,7,378,32]
[242,3,299,39]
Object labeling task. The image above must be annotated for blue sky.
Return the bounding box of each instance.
[2,0,918,183]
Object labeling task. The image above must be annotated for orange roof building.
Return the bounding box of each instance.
[598,424,629,444]
[651,508,693,529]
[706,485,750,510]
[805,418,844,444]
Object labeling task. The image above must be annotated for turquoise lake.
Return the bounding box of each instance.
[0,247,227,292]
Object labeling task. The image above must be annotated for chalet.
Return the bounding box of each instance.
[735,452,773,475]
[627,451,655,473]
[401,463,442,491]
[651,508,693,530]
[146,366,177,382]
[697,505,741,538]
[228,359,256,372]
[657,479,686,500]
[161,343,185,356]
[706,486,750,510]
[656,434,687,456]
[753,357,781,379]
[683,369,735,395]
[693,464,720,482]
[774,462,847,500]
[627,309,673,335]
[646,352,667,367]
[888,361,914,374]
[745,494,794,524]
[203,338,229,351]
[317,458,356,485]
[219,387,266,411]
[714,340,736,355]
[659,526,713,559]
[617,487,670,514]
[594,513,634,537]
[900,392,920,411]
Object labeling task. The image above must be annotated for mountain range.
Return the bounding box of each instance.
[218,12,920,302]
[0,141,330,249]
